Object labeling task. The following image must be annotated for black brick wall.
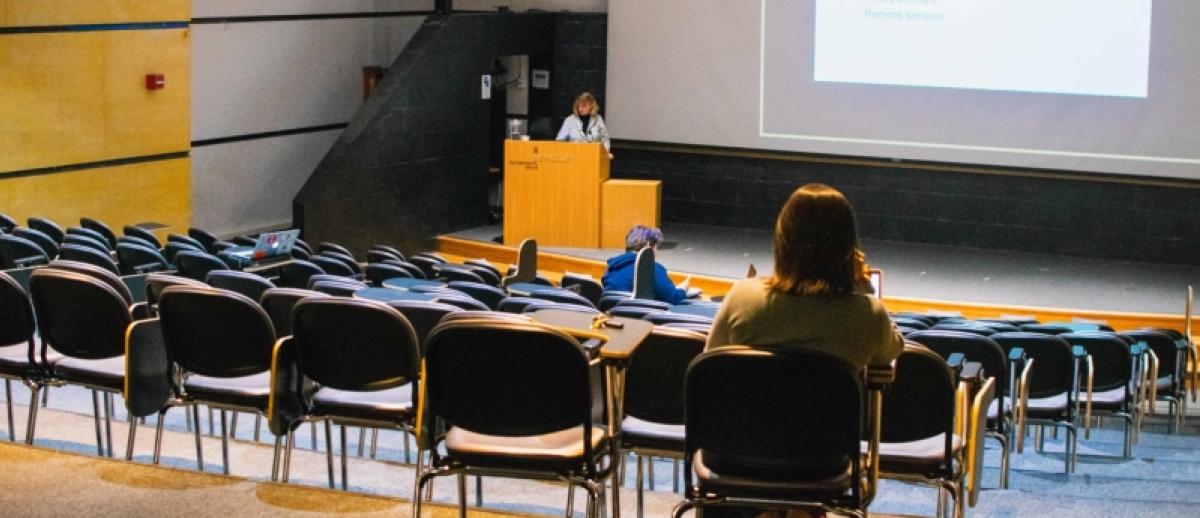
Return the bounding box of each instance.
[551,13,607,118]
[611,146,1200,265]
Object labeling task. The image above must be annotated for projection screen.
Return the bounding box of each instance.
[607,0,1200,180]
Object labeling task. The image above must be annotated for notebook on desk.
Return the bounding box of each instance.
[225,229,299,262]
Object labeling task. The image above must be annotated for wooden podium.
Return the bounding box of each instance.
[504,140,660,248]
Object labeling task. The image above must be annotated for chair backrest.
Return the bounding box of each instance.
[385,300,463,356]
[259,287,327,337]
[382,259,426,280]
[66,227,113,251]
[187,227,220,253]
[292,298,420,391]
[430,293,491,311]
[161,241,203,264]
[931,322,997,337]
[891,317,930,330]
[686,346,863,481]
[58,243,120,276]
[979,321,1021,333]
[991,332,1075,397]
[115,243,169,275]
[445,281,507,310]
[501,238,538,287]
[158,286,276,378]
[29,268,130,360]
[624,327,706,425]
[1018,324,1074,335]
[13,227,59,259]
[27,217,64,244]
[144,273,207,311]
[310,255,355,277]
[528,288,596,309]
[310,279,366,297]
[46,259,132,305]
[1059,332,1133,392]
[435,264,485,284]
[0,234,50,268]
[612,297,672,312]
[496,296,542,314]
[644,311,713,326]
[609,305,663,319]
[79,218,117,249]
[366,263,413,285]
[881,344,956,444]
[168,233,207,252]
[279,259,325,289]
[408,256,442,281]
[290,246,312,260]
[317,241,354,257]
[632,246,656,300]
[906,330,1009,396]
[0,271,36,350]
[367,249,403,264]
[175,250,230,281]
[560,274,604,306]
[370,244,405,262]
[319,250,362,274]
[1124,329,1183,382]
[64,233,110,255]
[118,235,158,250]
[463,259,503,283]
[206,270,276,302]
[522,301,600,315]
[0,213,16,233]
[123,225,161,249]
[425,319,594,436]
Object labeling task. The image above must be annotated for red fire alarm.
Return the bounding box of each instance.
[145,74,165,90]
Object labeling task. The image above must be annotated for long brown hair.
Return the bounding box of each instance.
[769,183,868,296]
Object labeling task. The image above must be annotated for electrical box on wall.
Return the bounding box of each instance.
[481,74,492,99]
[145,74,165,90]
[531,69,549,89]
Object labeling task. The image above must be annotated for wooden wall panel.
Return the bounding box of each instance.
[0,0,189,27]
[0,28,190,173]
[0,158,191,241]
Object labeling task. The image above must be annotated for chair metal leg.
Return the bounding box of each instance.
[152,410,166,464]
[230,411,238,439]
[208,406,215,436]
[24,385,40,445]
[475,476,483,507]
[4,379,13,442]
[673,459,680,493]
[324,420,336,489]
[989,431,1010,489]
[219,410,230,474]
[648,457,655,490]
[271,435,283,482]
[283,433,295,483]
[125,414,137,461]
[254,415,261,442]
[103,392,114,458]
[404,432,411,463]
[370,428,379,459]
[41,386,48,407]
[90,390,104,456]
[411,446,426,503]
[340,425,349,490]
[192,403,205,471]
[457,472,468,518]
[357,427,366,457]
[414,468,437,518]
[310,421,317,451]
[566,482,575,517]
[636,455,645,518]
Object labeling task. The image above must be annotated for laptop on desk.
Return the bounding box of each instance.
[225,229,300,263]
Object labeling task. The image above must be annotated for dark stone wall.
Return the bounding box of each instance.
[611,145,1200,265]
[295,13,559,254]
[551,13,608,117]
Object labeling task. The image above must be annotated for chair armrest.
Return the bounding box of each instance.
[866,362,896,387]
[268,336,306,437]
[946,352,966,376]
[960,362,984,385]
[1072,345,1088,358]
[1009,347,1026,362]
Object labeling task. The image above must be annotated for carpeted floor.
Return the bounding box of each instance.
[3,382,1200,517]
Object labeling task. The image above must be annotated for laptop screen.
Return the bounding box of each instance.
[251,229,299,259]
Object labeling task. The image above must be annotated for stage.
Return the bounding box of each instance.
[449,223,1200,316]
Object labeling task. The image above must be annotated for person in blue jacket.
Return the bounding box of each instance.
[601,225,696,304]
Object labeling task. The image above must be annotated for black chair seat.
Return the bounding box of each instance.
[53,356,125,391]
[183,371,271,410]
[1026,392,1069,417]
[620,415,684,451]
[693,450,852,500]
[0,343,56,376]
[874,434,964,472]
[311,384,413,423]
[1089,386,1130,409]
[1156,376,1176,391]
[445,425,608,472]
